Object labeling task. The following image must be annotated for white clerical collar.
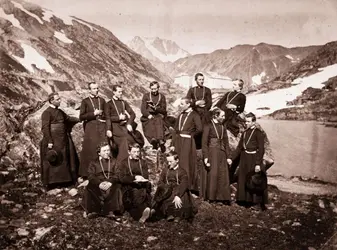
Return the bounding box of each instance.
[49,104,57,109]
[184,107,192,113]
[250,125,256,130]
[170,164,179,170]
[90,94,98,98]
[129,156,139,161]
[113,96,120,101]
[212,119,219,124]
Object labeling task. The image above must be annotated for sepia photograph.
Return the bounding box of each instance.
[0,0,336,249]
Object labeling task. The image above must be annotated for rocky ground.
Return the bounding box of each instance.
[1,149,336,250]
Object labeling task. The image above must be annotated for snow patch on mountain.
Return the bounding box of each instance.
[0,6,24,30]
[12,42,55,73]
[54,31,73,44]
[251,72,266,85]
[12,1,43,24]
[246,64,337,117]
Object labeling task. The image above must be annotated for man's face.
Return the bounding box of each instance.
[129,147,140,160]
[166,156,178,169]
[99,145,111,159]
[52,95,61,107]
[113,87,123,99]
[217,111,226,123]
[232,80,242,91]
[89,83,99,96]
[245,117,255,129]
[150,84,159,95]
[180,100,190,111]
[196,76,204,87]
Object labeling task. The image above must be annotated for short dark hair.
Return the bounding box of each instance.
[233,78,244,89]
[246,112,256,122]
[165,151,179,160]
[150,81,159,88]
[181,98,191,105]
[96,141,110,154]
[211,107,223,118]
[88,82,96,89]
[112,85,122,92]
[128,143,140,151]
[48,92,59,103]
[195,73,204,81]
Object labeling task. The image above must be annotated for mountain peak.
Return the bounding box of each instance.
[127,36,190,63]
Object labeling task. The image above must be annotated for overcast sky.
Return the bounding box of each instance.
[28,0,337,54]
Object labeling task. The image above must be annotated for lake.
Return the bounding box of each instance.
[259,119,337,184]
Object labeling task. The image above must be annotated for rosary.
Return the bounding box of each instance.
[99,157,111,179]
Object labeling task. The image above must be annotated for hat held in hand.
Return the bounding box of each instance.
[45,149,62,166]
[245,171,267,195]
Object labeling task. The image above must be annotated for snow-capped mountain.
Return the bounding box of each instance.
[127,36,190,63]
[165,43,321,89]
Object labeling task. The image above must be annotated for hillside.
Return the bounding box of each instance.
[0,0,180,185]
[165,43,320,89]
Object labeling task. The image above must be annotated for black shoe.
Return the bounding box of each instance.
[151,139,158,150]
[159,143,166,153]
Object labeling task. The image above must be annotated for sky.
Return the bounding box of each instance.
[27,0,337,54]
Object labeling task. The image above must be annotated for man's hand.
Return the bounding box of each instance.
[106,130,112,138]
[119,113,126,120]
[204,158,211,167]
[48,143,53,149]
[226,104,237,110]
[195,100,205,107]
[148,114,154,119]
[227,159,232,165]
[169,146,175,152]
[99,181,112,191]
[255,165,261,172]
[126,124,133,132]
[172,196,182,209]
[94,109,102,116]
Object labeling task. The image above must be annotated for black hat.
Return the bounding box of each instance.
[245,171,267,195]
[45,150,63,166]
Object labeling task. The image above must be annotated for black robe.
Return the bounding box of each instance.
[230,127,267,204]
[40,106,79,186]
[79,96,107,177]
[141,92,167,143]
[172,110,202,192]
[105,98,136,162]
[154,166,197,219]
[116,157,151,221]
[82,157,122,215]
[215,91,246,136]
[186,86,212,149]
[201,121,231,201]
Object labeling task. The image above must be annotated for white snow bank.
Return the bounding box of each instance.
[246,64,337,117]
[12,42,55,74]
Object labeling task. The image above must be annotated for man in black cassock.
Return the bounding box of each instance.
[40,92,79,190]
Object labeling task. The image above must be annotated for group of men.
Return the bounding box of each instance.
[40,72,270,223]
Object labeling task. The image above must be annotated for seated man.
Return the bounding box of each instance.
[152,151,198,222]
[116,143,152,223]
[82,142,123,219]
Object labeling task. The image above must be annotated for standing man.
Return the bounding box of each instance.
[79,82,107,179]
[141,81,167,152]
[186,73,212,149]
[215,79,246,137]
[171,98,202,195]
[228,112,267,209]
[105,85,136,162]
[40,92,80,190]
